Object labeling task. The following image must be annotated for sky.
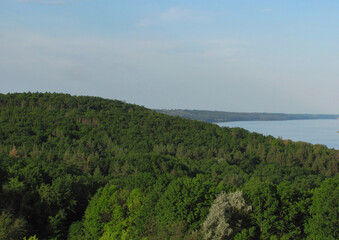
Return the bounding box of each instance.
[1,0,338,114]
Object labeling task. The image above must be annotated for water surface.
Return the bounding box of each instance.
[217,119,339,150]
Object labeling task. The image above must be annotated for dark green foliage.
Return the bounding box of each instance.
[305,176,339,239]
[0,210,27,240]
[0,92,338,239]
[67,221,84,240]
[0,93,336,176]
[156,175,215,230]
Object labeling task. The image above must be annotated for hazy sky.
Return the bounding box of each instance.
[1,0,338,114]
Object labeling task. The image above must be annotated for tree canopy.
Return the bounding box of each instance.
[0,92,337,239]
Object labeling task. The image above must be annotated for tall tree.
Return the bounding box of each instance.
[305,177,339,240]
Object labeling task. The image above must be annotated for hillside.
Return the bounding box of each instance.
[0,92,338,239]
[156,109,339,122]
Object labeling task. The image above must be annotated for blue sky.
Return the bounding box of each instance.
[1,0,338,113]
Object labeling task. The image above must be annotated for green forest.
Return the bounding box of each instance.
[0,92,338,240]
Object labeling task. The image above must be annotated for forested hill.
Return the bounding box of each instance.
[156,109,339,122]
[0,92,338,240]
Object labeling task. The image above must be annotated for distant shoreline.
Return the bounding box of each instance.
[156,109,339,123]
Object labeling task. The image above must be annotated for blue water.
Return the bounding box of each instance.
[217,119,339,150]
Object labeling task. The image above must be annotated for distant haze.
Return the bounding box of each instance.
[1,0,338,114]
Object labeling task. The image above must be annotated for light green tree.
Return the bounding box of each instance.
[202,191,251,240]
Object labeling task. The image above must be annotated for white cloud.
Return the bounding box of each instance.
[14,0,64,4]
[136,19,153,27]
[14,0,86,5]
[262,8,274,12]
[136,7,210,27]
[1,30,337,113]
[161,7,190,21]
[0,30,246,102]
[161,7,208,22]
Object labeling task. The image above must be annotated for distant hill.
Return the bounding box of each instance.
[156,109,339,122]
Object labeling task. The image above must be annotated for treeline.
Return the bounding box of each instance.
[156,109,339,123]
[0,92,338,239]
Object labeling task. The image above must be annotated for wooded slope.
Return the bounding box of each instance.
[0,92,337,239]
